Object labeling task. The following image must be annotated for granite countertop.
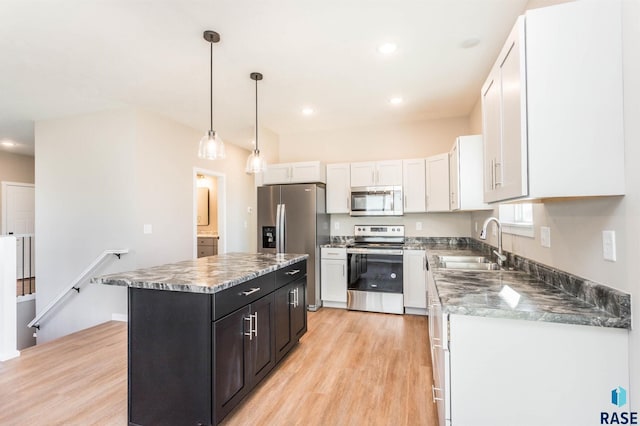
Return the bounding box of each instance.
[427,248,630,329]
[91,252,308,294]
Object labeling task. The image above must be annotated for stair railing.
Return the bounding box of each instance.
[27,249,129,330]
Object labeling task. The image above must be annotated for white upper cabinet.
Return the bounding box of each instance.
[449,135,492,211]
[402,159,426,213]
[262,161,326,185]
[326,163,351,214]
[482,0,625,203]
[350,160,402,187]
[426,154,450,212]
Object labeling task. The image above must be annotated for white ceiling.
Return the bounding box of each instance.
[0,0,533,156]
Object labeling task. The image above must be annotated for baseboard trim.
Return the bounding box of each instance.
[111,313,128,322]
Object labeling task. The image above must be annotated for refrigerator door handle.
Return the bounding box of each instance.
[276,204,282,253]
[280,203,286,253]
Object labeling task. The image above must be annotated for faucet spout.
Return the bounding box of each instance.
[479,217,506,266]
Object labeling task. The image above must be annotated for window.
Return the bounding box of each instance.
[498,203,534,237]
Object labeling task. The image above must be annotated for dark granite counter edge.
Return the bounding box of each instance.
[92,254,308,294]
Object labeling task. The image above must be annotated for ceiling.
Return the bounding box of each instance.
[0,0,535,156]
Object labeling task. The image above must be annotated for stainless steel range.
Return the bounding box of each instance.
[346,225,404,314]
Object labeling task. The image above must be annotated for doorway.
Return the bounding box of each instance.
[193,168,226,258]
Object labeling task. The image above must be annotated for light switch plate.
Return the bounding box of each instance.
[540,226,551,248]
[416,222,423,231]
[143,224,152,234]
[603,230,616,261]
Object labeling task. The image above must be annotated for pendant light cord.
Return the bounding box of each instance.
[255,77,259,151]
[210,40,213,131]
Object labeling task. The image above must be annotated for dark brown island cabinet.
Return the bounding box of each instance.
[127,259,307,426]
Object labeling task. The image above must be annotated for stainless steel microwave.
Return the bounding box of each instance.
[349,186,403,216]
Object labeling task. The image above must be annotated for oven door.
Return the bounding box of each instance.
[347,250,403,293]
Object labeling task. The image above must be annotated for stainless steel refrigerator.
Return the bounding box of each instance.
[257,183,329,311]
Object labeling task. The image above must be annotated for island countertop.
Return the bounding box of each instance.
[91,252,308,294]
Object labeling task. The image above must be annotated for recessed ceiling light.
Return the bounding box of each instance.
[460,36,481,49]
[377,42,397,55]
[302,107,315,116]
[389,97,403,105]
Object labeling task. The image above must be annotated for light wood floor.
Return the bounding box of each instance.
[0,309,437,426]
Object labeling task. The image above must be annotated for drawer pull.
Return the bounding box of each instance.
[285,269,301,276]
[241,287,261,296]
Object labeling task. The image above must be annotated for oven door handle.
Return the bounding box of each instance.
[346,248,403,255]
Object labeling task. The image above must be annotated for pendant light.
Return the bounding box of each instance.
[245,72,267,174]
[198,30,226,160]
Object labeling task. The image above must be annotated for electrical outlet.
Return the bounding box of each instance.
[603,230,616,261]
[143,224,152,234]
[416,222,422,231]
[540,226,551,248]
[334,221,340,230]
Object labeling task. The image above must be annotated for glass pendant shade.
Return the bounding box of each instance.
[198,130,226,160]
[245,148,267,174]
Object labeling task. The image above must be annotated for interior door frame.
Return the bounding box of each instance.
[193,168,226,258]
[1,181,35,235]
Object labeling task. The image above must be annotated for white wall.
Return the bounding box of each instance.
[34,108,256,342]
[278,117,469,163]
[470,0,640,408]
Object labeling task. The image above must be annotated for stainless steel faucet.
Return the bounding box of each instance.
[479,217,507,266]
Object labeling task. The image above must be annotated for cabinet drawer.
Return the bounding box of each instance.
[198,246,215,258]
[214,273,275,321]
[198,238,215,246]
[276,261,307,288]
[321,247,346,260]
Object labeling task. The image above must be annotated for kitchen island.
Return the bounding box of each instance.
[92,252,308,426]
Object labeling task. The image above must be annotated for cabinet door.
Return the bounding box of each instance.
[376,160,403,186]
[482,70,502,203]
[498,17,528,201]
[403,250,427,309]
[321,257,347,303]
[274,283,295,361]
[290,161,325,184]
[214,306,251,423]
[291,278,307,340]
[326,163,351,214]
[425,154,450,212]
[350,162,376,187]
[274,279,307,361]
[402,159,427,213]
[263,163,291,185]
[249,293,276,386]
[448,143,459,211]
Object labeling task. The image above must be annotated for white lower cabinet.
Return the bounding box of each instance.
[403,250,427,315]
[320,247,347,308]
[428,278,630,426]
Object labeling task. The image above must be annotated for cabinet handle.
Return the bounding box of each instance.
[347,196,350,210]
[244,316,253,341]
[494,161,502,187]
[342,264,345,277]
[253,312,258,338]
[404,194,407,209]
[289,289,296,306]
[285,269,301,276]
[295,287,300,308]
[242,287,261,296]
[490,159,495,190]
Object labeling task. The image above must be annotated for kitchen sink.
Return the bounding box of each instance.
[436,255,501,271]
[437,255,489,263]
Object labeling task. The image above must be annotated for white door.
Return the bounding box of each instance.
[2,183,35,280]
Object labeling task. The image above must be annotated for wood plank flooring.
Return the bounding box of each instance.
[0,308,437,426]
[16,277,36,297]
